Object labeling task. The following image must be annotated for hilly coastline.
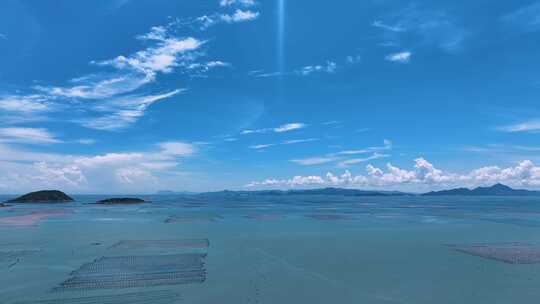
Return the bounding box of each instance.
[422,183,540,196]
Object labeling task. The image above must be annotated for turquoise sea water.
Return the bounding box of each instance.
[1,194,540,303]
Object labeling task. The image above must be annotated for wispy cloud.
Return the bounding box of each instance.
[0,95,55,123]
[274,123,306,133]
[373,5,467,53]
[464,144,540,154]
[249,71,284,78]
[77,139,97,145]
[385,51,411,63]
[346,55,362,64]
[250,138,318,150]
[80,89,183,131]
[194,8,260,30]
[497,120,540,133]
[0,127,61,144]
[0,22,226,131]
[220,0,256,7]
[158,141,197,156]
[296,61,337,76]
[187,60,231,73]
[241,122,307,135]
[221,9,259,23]
[0,140,198,192]
[96,35,203,77]
[371,20,405,32]
[290,140,392,167]
[37,26,203,101]
[337,153,389,167]
[250,59,344,78]
[290,157,339,165]
[502,2,540,32]
[282,138,317,145]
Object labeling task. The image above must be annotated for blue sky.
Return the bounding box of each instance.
[1,0,540,193]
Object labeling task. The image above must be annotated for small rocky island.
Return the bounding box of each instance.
[95,198,146,205]
[6,190,74,203]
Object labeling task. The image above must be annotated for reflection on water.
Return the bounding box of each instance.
[1,194,540,303]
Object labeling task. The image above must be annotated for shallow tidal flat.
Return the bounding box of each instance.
[1,195,540,303]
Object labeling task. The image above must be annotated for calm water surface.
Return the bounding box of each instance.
[1,194,539,303]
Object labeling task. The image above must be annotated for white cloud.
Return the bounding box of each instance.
[242,122,307,135]
[35,74,152,100]
[0,127,61,144]
[385,51,411,63]
[0,95,52,113]
[296,61,337,76]
[335,149,369,155]
[250,138,318,150]
[5,24,210,132]
[282,138,318,145]
[36,26,200,101]
[497,120,540,133]
[158,141,197,156]
[291,140,393,167]
[99,37,202,75]
[80,89,183,131]
[220,0,256,7]
[77,139,96,145]
[290,157,338,165]
[251,60,341,78]
[247,158,540,189]
[502,3,540,32]
[371,20,406,32]
[115,167,156,185]
[187,60,231,73]
[250,143,276,150]
[249,71,284,78]
[274,122,306,133]
[373,6,467,53]
[337,153,389,167]
[0,140,197,193]
[220,9,259,23]
[346,55,362,64]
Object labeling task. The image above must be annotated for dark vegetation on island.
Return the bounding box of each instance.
[2,184,538,205]
[95,197,146,205]
[6,190,74,203]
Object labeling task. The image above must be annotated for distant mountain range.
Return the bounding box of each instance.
[197,187,409,197]
[422,183,540,196]
[157,184,540,197]
[156,190,197,195]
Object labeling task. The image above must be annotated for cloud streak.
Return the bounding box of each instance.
[502,2,540,32]
[296,61,337,76]
[290,140,393,167]
[250,138,318,150]
[497,120,540,133]
[385,51,411,63]
[241,122,307,135]
[0,128,62,144]
[80,89,183,131]
[220,0,256,7]
[0,23,223,131]
[373,5,467,53]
